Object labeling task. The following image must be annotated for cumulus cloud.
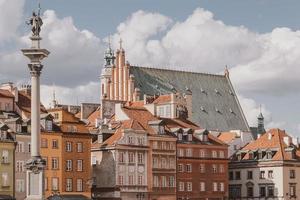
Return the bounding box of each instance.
[41,81,100,108]
[0,7,104,87]
[0,0,24,43]
[238,95,285,129]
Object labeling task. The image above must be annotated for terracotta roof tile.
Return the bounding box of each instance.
[153,95,171,104]
[238,128,300,161]
[218,132,237,143]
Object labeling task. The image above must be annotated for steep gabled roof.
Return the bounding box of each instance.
[130,66,249,132]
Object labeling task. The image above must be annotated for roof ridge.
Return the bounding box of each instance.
[131,65,225,78]
[277,129,285,160]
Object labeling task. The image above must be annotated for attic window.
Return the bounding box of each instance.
[249,152,254,160]
[178,133,182,141]
[266,152,272,159]
[188,134,193,142]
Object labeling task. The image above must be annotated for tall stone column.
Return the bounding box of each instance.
[22,10,50,200]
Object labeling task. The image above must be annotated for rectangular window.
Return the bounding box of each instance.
[235,171,241,180]
[92,156,96,165]
[77,142,83,152]
[268,170,273,179]
[212,150,217,158]
[187,182,192,191]
[169,176,175,187]
[128,152,135,163]
[186,164,192,172]
[260,186,266,197]
[268,185,274,197]
[17,142,24,152]
[290,169,296,179]
[46,120,52,131]
[260,171,265,179]
[247,186,254,197]
[153,141,158,149]
[247,171,253,179]
[41,138,48,148]
[178,148,184,157]
[138,175,143,185]
[76,179,83,192]
[219,164,224,173]
[2,150,9,163]
[2,173,9,186]
[219,150,225,158]
[52,157,59,169]
[119,152,125,163]
[200,182,205,192]
[16,179,25,192]
[186,148,192,157]
[52,140,58,149]
[161,176,167,187]
[212,164,217,173]
[52,177,59,191]
[66,142,72,152]
[178,164,183,172]
[229,171,234,180]
[165,105,171,117]
[153,176,159,187]
[28,143,31,153]
[128,136,134,144]
[129,175,134,185]
[199,164,205,173]
[138,153,144,164]
[200,149,205,158]
[66,160,72,171]
[77,160,83,171]
[66,178,72,192]
[161,158,167,168]
[188,134,193,141]
[220,182,225,192]
[118,175,123,185]
[290,184,296,197]
[137,137,144,145]
[179,182,184,191]
[213,182,218,192]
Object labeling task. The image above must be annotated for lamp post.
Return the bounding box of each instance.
[22,5,49,200]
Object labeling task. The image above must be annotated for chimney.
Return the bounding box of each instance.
[268,133,272,140]
[184,88,192,120]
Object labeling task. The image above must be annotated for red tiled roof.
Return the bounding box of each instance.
[153,95,171,104]
[17,91,47,113]
[239,128,300,161]
[218,132,237,143]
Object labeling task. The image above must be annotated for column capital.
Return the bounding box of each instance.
[28,63,43,76]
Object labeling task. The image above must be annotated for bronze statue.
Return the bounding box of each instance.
[27,11,43,37]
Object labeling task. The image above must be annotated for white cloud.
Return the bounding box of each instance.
[238,95,285,129]
[41,81,100,108]
[0,0,24,43]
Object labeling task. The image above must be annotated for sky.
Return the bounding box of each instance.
[0,0,300,135]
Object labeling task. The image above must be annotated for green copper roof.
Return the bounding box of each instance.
[130,66,249,132]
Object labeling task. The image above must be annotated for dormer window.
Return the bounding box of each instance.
[266,151,272,159]
[249,152,254,160]
[258,151,263,160]
[178,133,182,141]
[16,124,22,133]
[158,125,165,135]
[45,120,53,131]
[188,134,193,142]
[237,153,242,161]
[128,136,134,144]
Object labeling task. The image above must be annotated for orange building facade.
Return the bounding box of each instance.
[42,108,92,198]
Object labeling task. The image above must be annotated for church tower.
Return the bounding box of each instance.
[100,39,115,100]
[257,111,265,135]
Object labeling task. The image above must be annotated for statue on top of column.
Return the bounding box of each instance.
[27,6,43,37]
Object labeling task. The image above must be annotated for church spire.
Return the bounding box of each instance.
[257,105,265,134]
[104,36,115,67]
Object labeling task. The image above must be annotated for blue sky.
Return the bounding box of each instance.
[24,0,300,35]
[1,0,300,135]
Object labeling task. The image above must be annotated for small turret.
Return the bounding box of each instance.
[257,109,265,135]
